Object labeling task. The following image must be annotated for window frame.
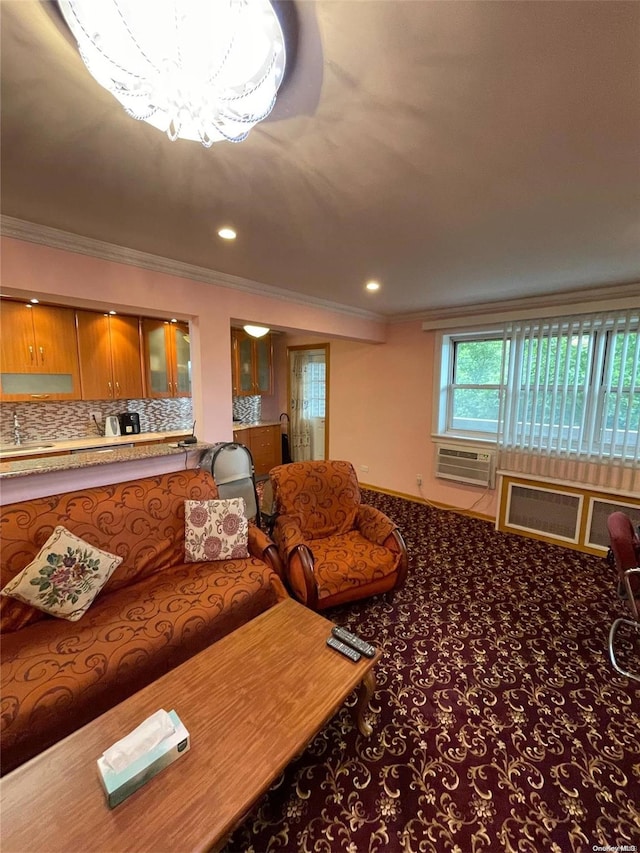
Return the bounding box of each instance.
[436,318,639,461]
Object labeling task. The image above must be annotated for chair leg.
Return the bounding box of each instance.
[608,617,640,683]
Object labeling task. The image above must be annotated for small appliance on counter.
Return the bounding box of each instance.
[104,416,121,437]
[119,412,141,435]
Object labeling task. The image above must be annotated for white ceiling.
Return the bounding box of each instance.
[1,0,639,319]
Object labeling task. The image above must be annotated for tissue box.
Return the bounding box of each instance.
[97,710,190,808]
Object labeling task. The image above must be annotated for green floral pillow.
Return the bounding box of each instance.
[0,526,122,621]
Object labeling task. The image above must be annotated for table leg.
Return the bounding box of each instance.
[355,669,376,736]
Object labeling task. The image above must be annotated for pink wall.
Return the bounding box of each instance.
[271,326,498,518]
[2,236,497,517]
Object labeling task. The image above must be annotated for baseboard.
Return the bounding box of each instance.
[359,483,494,523]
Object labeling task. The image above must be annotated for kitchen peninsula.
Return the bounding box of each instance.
[0,432,209,505]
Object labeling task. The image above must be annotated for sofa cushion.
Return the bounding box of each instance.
[1,555,287,775]
[310,530,402,601]
[1,526,122,621]
[184,498,249,562]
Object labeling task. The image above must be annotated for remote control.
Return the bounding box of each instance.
[326,635,361,662]
[331,626,376,658]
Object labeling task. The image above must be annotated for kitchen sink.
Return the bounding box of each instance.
[0,443,55,455]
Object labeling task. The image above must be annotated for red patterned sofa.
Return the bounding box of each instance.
[0,469,287,775]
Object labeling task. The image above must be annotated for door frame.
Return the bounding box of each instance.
[286,343,330,461]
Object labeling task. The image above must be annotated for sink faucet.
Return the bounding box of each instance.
[13,412,22,446]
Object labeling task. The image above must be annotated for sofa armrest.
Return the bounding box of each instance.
[272,515,318,609]
[247,524,285,579]
[356,504,398,545]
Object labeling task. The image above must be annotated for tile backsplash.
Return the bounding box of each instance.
[1,398,193,445]
[232,395,262,423]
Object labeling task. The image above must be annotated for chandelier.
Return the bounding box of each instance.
[58,0,287,146]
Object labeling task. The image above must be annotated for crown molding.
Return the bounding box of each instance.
[415,280,640,330]
[0,216,384,324]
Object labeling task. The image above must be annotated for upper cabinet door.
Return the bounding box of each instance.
[171,323,191,397]
[77,312,143,400]
[231,330,273,396]
[142,319,191,398]
[254,336,273,395]
[76,311,115,400]
[0,301,80,401]
[109,315,144,399]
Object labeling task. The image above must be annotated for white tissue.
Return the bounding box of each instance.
[102,710,176,773]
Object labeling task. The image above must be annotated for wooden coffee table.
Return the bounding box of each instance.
[0,598,381,853]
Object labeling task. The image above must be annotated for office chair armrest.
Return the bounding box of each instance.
[247,524,285,580]
[356,504,398,545]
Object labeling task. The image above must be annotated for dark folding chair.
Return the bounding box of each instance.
[606,512,640,682]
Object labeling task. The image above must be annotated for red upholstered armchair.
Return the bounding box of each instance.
[270,460,409,610]
[607,511,640,682]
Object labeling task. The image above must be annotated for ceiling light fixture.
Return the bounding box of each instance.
[366,280,381,292]
[58,0,287,147]
[218,227,237,240]
[243,324,270,338]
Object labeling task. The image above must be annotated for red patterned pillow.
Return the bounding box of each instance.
[184,499,249,562]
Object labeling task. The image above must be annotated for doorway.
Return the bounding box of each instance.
[287,344,329,461]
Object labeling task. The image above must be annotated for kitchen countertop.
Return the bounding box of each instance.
[0,430,192,459]
[232,421,282,431]
[0,440,211,480]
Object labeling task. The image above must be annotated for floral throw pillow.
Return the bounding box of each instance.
[184,498,249,562]
[0,526,122,622]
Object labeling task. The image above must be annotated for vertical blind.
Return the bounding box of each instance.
[497,308,639,492]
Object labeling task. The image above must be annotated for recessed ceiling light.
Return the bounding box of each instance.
[365,280,381,292]
[30,298,39,304]
[218,227,237,240]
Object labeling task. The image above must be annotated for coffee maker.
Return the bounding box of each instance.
[118,412,141,435]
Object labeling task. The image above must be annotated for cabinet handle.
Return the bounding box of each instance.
[115,381,121,396]
[30,394,51,399]
[39,346,45,363]
[108,381,113,398]
[28,345,34,363]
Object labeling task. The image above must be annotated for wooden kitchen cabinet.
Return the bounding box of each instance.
[76,311,144,401]
[0,300,81,401]
[233,424,281,476]
[142,320,191,398]
[231,330,273,396]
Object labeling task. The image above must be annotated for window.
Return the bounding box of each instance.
[304,358,326,418]
[447,336,507,437]
[440,309,639,462]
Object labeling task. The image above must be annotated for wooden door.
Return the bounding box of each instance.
[76,311,115,400]
[109,315,143,399]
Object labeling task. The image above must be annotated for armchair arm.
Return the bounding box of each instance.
[357,506,409,591]
[356,504,398,545]
[247,523,285,580]
[272,514,318,609]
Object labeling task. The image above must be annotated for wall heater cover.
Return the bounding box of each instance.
[435,444,495,488]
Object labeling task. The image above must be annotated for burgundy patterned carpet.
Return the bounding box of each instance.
[224,491,640,853]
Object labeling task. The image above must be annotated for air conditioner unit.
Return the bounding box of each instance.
[435,444,495,488]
